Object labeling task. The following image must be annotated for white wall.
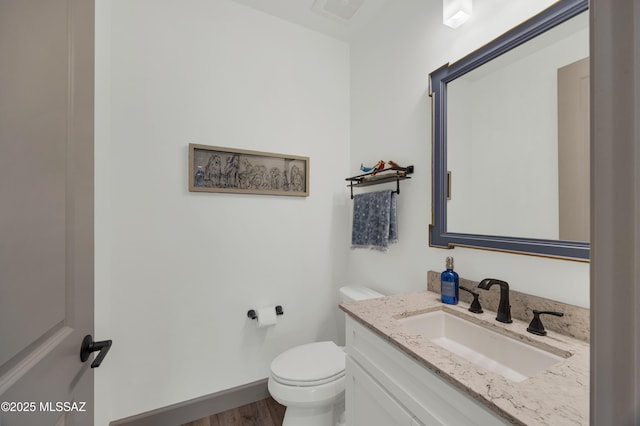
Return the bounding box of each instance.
[348,0,589,307]
[95,0,350,423]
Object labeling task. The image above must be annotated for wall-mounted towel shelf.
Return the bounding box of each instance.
[346,165,414,199]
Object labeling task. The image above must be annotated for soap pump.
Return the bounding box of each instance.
[441,256,459,305]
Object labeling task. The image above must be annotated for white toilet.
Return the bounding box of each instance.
[268,286,384,426]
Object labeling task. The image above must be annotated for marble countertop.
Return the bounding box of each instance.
[340,290,589,425]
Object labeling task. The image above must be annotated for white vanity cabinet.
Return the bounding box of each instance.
[345,317,509,426]
[347,356,424,426]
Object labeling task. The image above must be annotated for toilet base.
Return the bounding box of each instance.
[281,401,345,426]
[269,377,345,426]
[282,405,331,426]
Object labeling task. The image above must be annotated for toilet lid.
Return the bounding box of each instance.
[270,341,345,386]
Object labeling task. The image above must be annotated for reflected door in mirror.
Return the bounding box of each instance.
[558,57,590,242]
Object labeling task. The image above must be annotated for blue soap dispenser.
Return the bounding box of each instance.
[441,256,459,305]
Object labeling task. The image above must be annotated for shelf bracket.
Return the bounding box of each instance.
[346,165,414,200]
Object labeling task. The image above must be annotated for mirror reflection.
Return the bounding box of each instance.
[446,11,589,242]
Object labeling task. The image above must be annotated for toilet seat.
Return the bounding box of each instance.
[270,341,345,387]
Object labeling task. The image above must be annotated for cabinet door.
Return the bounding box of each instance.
[346,357,417,426]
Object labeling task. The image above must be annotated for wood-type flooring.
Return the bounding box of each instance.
[181,397,285,426]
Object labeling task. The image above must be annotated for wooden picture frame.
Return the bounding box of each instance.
[189,143,310,197]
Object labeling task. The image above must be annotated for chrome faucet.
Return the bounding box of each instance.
[477,278,512,323]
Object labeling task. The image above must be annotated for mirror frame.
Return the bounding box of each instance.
[429,0,589,261]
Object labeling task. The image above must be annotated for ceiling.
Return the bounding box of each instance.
[230,0,389,41]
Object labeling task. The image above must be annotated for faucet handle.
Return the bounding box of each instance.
[526,310,564,336]
[459,286,483,314]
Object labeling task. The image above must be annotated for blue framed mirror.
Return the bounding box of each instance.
[429,0,589,260]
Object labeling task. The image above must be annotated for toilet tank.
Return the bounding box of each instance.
[339,286,384,302]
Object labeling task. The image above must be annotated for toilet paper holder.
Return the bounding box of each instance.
[247,305,284,320]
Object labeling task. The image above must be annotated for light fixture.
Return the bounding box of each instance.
[443,0,472,29]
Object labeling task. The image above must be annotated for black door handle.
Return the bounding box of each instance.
[80,335,112,368]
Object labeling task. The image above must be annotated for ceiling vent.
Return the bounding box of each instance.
[311,0,365,23]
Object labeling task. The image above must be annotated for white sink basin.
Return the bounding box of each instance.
[398,310,567,382]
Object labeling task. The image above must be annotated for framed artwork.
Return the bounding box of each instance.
[189,143,309,197]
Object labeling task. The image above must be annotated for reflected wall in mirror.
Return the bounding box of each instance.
[430,0,590,260]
